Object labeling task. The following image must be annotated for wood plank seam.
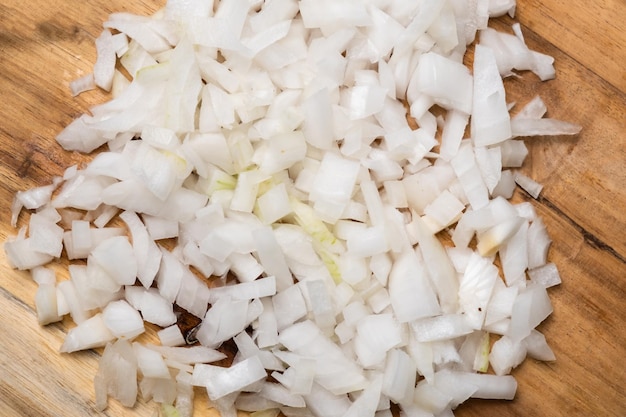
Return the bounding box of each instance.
[0,284,35,314]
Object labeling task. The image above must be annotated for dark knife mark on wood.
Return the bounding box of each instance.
[538,194,626,264]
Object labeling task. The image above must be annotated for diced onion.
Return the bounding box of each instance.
[4,1,581,416]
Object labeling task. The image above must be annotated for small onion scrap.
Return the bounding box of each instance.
[5,1,581,416]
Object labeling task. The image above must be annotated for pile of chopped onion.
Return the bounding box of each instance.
[5,0,580,416]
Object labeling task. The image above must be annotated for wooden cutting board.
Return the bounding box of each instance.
[0,1,624,416]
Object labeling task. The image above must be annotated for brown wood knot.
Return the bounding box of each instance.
[16,144,36,179]
[36,19,81,42]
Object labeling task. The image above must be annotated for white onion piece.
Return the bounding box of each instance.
[158,325,186,347]
[56,279,91,324]
[450,372,518,400]
[412,314,474,343]
[458,252,499,329]
[511,118,582,137]
[382,348,416,405]
[499,220,529,286]
[492,169,516,198]
[4,230,54,270]
[272,283,308,331]
[27,212,63,258]
[302,383,351,417]
[120,211,161,288]
[309,152,360,223]
[471,44,512,147]
[252,227,293,292]
[451,141,490,210]
[156,248,185,303]
[35,283,62,325]
[276,358,316,397]
[63,227,124,260]
[413,215,459,313]
[299,0,371,30]
[475,146,502,194]
[514,172,543,199]
[409,52,473,114]
[55,115,107,153]
[71,262,121,310]
[234,393,280,413]
[30,266,55,285]
[258,381,305,408]
[513,95,547,120]
[431,369,479,409]
[524,329,556,361]
[134,342,171,379]
[60,313,115,353]
[53,174,115,211]
[71,220,92,253]
[440,110,469,161]
[342,374,383,417]
[279,320,367,395]
[479,28,529,78]
[11,178,61,226]
[233,331,284,371]
[507,283,553,343]
[488,0,516,17]
[388,250,440,323]
[515,201,537,221]
[414,378,452,414]
[94,30,116,91]
[196,296,249,348]
[194,356,267,401]
[104,13,174,54]
[110,32,129,57]
[528,50,556,81]
[175,267,211,318]
[102,300,145,339]
[209,276,276,302]
[139,289,178,327]
[476,216,524,257]
[90,236,137,286]
[302,279,336,332]
[392,1,446,57]
[174,371,195,417]
[95,339,138,410]
[485,279,518,328]
[354,314,403,368]
[489,335,527,375]
[69,73,96,97]
[452,1,489,45]
[500,140,529,168]
[528,262,562,288]
[140,378,177,406]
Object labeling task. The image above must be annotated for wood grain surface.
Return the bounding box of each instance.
[1,1,624,416]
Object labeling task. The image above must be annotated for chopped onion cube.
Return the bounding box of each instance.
[196,356,267,401]
[60,313,115,353]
